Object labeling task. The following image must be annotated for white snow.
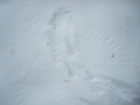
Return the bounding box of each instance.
[0,0,140,105]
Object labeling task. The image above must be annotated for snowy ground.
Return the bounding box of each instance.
[0,0,140,105]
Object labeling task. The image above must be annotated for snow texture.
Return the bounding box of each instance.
[0,0,140,105]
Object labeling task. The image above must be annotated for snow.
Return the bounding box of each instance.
[0,0,140,105]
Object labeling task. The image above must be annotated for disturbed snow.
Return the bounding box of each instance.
[0,0,140,105]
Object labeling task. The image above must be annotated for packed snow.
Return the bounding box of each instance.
[0,0,140,105]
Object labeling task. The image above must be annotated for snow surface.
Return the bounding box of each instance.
[0,0,140,105]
